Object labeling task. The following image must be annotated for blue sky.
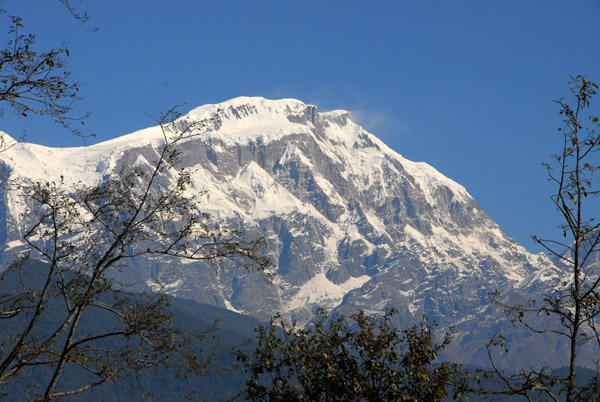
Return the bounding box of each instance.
[1,1,599,252]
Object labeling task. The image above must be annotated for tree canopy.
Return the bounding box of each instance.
[238,309,460,402]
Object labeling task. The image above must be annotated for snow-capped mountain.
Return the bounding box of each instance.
[0,97,573,367]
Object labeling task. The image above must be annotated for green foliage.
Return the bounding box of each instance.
[238,309,459,402]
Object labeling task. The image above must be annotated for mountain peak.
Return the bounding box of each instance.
[185,96,317,126]
[0,94,568,367]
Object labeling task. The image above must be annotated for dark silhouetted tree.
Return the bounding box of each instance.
[485,75,600,402]
[238,308,460,402]
[0,8,89,143]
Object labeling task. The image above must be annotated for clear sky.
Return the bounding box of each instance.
[1,1,599,253]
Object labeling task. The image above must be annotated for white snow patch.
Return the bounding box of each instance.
[223,299,245,314]
[285,273,370,312]
[233,161,304,219]
[340,274,371,292]
[146,279,182,293]
[364,211,386,234]
[401,159,470,206]
[278,142,313,168]
[404,224,428,246]
[5,239,25,250]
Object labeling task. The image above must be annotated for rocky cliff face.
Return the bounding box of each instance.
[0,97,573,367]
